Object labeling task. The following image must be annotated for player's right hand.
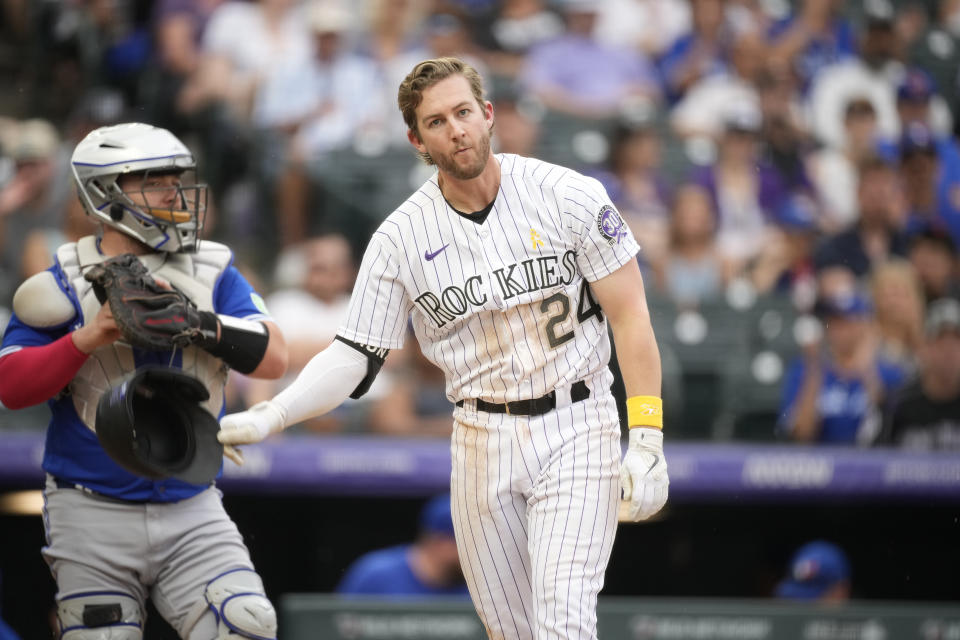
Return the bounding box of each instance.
[217,400,287,463]
[71,303,122,354]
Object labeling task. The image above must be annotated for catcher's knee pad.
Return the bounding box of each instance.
[57,591,142,639]
[205,568,276,640]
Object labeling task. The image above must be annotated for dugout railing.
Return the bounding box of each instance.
[280,594,960,640]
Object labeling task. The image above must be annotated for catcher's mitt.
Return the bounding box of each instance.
[84,253,216,351]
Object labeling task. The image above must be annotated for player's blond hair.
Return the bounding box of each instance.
[398,57,486,164]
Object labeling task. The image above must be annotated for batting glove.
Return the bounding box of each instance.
[619,427,669,521]
[218,400,287,466]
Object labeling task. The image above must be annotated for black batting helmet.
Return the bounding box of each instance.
[95,366,223,485]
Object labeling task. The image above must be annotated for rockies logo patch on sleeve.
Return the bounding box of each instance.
[597,205,627,245]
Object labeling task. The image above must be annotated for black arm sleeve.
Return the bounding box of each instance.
[334,335,390,399]
[199,312,269,374]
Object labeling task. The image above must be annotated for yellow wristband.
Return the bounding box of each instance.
[626,395,663,429]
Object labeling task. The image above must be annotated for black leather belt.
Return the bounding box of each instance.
[456,380,590,416]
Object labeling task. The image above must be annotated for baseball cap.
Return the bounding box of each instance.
[925,298,960,338]
[814,291,872,319]
[776,541,851,600]
[419,493,455,537]
[10,118,59,162]
[897,68,935,104]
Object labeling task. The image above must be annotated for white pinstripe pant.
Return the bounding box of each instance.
[450,390,621,640]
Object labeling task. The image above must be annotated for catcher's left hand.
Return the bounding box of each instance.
[83,254,217,351]
[619,427,669,522]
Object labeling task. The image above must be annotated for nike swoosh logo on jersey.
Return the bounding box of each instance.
[424,244,449,261]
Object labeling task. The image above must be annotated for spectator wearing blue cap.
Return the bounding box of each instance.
[336,494,469,597]
[778,289,906,444]
[776,540,851,602]
[897,120,960,246]
[892,68,960,229]
[895,68,956,145]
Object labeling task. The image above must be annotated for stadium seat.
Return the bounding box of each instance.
[647,294,751,440]
[713,293,801,441]
[533,110,618,169]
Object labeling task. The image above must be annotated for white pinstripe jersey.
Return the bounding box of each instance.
[338,153,640,403]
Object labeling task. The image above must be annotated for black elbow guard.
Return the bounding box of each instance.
[199,313,270,374]
[334,335,389,399]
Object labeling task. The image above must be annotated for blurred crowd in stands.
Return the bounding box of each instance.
[1,0,959,449]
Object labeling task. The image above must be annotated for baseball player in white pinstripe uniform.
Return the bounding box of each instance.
[219,57,669,639]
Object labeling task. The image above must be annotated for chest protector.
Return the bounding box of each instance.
[57,236,233,431]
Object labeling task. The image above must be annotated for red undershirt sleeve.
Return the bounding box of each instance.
[0,335,89,409]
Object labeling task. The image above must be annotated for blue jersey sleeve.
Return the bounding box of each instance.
[1,313,60,351]
[212,265,273,322]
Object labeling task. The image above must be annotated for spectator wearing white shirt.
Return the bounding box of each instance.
[175,0,314,227]
[593,0,690,58]
[252,1,382,247]
[253,2,380,156]
[179,0,313,122]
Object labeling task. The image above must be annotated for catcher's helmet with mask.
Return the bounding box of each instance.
[71,122,207,253]
[95,366,223,484]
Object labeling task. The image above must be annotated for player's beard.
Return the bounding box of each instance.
[432,128,492,181]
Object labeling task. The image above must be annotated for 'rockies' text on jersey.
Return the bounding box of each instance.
[338,154,641,404]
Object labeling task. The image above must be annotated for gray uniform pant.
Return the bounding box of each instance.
[42,476,258,638]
